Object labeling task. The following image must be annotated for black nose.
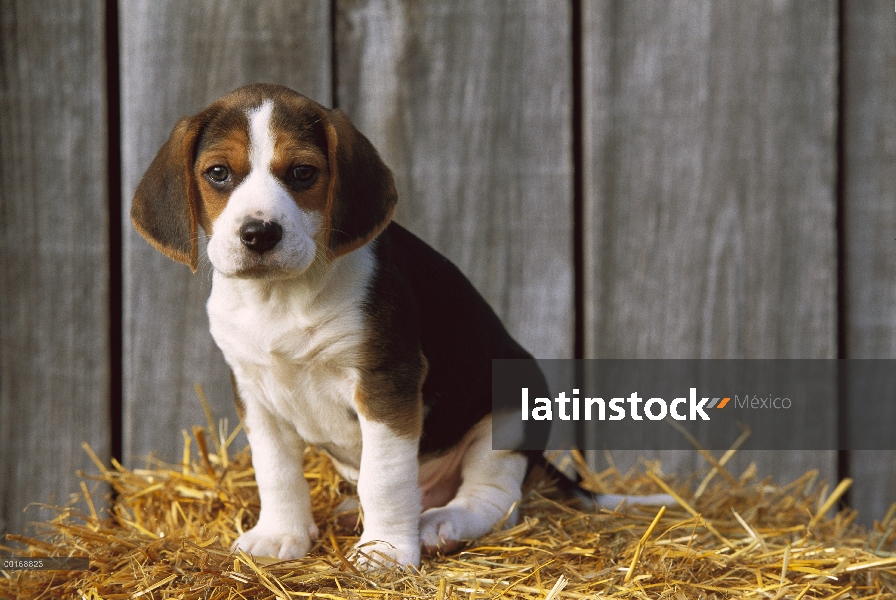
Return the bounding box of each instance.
[239,219,283,253]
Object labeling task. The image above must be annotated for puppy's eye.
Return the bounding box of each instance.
[292,165,316,181]
[286,165,318,189]
[206,165,230,183]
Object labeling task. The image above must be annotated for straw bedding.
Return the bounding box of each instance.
[3,410,896,599]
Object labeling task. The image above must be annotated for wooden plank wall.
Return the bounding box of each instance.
[2,0,895,537]
[843,0,896,525]
[581,0,839,487]
[0,0,110,538]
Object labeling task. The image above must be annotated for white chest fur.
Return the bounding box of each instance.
[206,245,377,479]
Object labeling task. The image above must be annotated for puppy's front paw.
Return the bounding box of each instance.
[351,535,420,570]
[233,521,320,560]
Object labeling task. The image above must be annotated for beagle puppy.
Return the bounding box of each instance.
[132,83,544,568]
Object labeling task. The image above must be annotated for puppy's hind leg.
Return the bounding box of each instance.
[419,428,527,555]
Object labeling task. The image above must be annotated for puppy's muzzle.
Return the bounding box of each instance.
[240,219,283,254]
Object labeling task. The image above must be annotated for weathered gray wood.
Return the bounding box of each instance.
[842,0,896,526]
[0,0,109,536]
[120,0,331,465]
[581,1,838,483]
[851,451,896,527]
[335,0,574,360]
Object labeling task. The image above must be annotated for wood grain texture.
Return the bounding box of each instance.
[0,0,109,536]
[842,0,896,525]
[120,0,330,464]
[335,0,574,360]
[581,1,838,482]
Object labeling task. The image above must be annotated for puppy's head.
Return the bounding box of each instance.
[131,83,396,277]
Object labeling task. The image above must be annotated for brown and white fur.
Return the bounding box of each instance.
[131,84,545,568]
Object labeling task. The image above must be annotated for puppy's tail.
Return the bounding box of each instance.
[588,493,676,509]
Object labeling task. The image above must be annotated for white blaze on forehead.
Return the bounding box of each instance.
[247,100,276,172]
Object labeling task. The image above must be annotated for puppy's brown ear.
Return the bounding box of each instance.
[131,116,203,271]
[319,108,397,257]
